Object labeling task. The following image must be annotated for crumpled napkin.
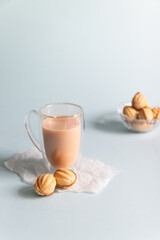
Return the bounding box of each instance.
[5,148,119,193]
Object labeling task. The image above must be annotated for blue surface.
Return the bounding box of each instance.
[0,0,160,239]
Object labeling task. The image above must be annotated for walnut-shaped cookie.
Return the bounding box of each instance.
[137,108,153,120]
[152,107,160,119]
[34,174,56,196]
[54,168,77,188]
[123,106,137,119]
[132,92,150,110]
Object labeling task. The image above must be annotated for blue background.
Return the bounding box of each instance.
[0,1,160,239]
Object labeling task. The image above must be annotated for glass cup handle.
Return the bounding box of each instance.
[25,110,41,152]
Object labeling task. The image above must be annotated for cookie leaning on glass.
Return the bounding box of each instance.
[54,168,77,188]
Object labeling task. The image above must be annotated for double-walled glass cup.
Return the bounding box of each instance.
[25,103,85,169]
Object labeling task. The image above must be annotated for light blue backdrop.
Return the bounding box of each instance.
[0,1,160,240]
[1,0,160,152]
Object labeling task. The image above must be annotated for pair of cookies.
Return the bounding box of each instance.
[123,106,154,121]
[34,168,77,196]
[123,92,160,121]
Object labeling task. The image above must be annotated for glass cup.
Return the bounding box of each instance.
[25,103,85,169]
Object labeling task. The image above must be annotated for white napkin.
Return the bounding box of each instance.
[5,148,119,193]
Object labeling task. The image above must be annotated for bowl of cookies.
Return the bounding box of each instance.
[118,92,160,132]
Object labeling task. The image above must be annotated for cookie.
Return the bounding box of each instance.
[152,107,160,119]
[132,92,150,110]
[34,174,56,196]
[54,168,77,188]
[137,108,153,120]
[123,106,137,119]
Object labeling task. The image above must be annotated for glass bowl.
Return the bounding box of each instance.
[117,103,160,133]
